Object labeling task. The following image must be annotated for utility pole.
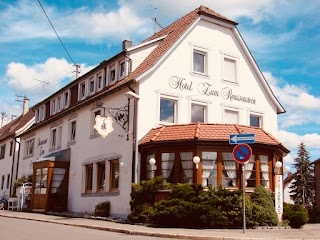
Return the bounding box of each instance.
[74,64,81,79]
[1,112,6,128]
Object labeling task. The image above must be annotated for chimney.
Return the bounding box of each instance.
[122,40,132,50]
[22,97,30,115]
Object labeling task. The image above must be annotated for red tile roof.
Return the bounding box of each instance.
[0,110,34,142]
[140,123,289,152]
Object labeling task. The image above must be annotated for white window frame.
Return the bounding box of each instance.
[249,112,263,128]
[159,96,178,125]
[88,76,96,96]
[63,90,71,109]
[35,105,46,123]
[50,99,56,116]
[192,49,208,75]
[69,119,77,143]
[50,125,62,150]
[190,101,207,123]
[108,64,117,85]
[221,52,238,84]
[96,72,104,92]
[119,59,126,79]
[0,144,6,159]
[223,107,240,124]
[78,80,87,101]
[25,138,35,157]
[56,95,62,113]
[91,107,104,136]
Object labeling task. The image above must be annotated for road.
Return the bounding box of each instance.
[0,217,175,240]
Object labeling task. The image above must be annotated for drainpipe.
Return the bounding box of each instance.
[9,137,20,196]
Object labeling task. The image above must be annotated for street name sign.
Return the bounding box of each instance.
[229,133,255,144]
[233,144,252,163]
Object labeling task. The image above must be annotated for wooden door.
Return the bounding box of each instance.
[32,168,48,211]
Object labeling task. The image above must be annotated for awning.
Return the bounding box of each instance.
[38,148,70,162]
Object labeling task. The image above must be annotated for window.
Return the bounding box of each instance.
[245,155,256,187]
[92,109,102,135]
[191,104,206,123]
[110,160,119,191]
[34,168,48,194]
[89,77,95,95]
[222,57,237,83]
[222,152,237,187]
[202,152,217,187]
[35,105,46,123]
[6,174,10,189]
[63,90,70,109]
[119,61,126,78]
[96,73,103,91]
[0,144,6,159]
[193,50,207,74]
[109,64,116,84]
[160,98,177,123]
[25,138,35,157]
[56,95,62,113]
[50,99,56,115]
[250,114,262,127]
[161,153,175,184]
[260,155,270,188]
[180,152,193,183]
[50,125,62,149]
[85,164,93,192]
[51,168,66,193]
[97,162,105,191]
[224,109,239,124]
[78,81,87,100]
[70,120,76,142]
[1,175,4,190]
[9,141,13,157]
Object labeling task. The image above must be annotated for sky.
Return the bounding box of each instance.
[0,0,319,169]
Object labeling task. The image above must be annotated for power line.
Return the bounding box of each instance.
[37,0,76,65]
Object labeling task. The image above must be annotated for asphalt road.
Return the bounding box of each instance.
[0,217,175,240]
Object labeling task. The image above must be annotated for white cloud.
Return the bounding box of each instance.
[5,57,94,105]
[0,0,148,43]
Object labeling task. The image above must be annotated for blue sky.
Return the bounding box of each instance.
[0,0,319,168]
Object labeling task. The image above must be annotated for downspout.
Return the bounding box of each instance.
[9,137,20,196]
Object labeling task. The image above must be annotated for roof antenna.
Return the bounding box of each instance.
[151,8,163,34]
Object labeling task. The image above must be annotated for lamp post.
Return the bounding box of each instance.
[193,156,200,184]
[274,161,283,222]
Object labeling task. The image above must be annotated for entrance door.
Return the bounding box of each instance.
[32,168,48,211]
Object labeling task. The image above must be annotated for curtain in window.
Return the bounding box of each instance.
[222,153,236,186]
[260,155,269,188]
[180,152,193,183]
[161,153,174,183]
[202,152,217,186]
[51,168,66,193]
[244,156,255,186]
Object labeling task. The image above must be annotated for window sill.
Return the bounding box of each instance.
[67,141,76,147]
[23,155,34,160]
[89,134,100,139]
[189,72,210,79]
[81,191,120,197]
[221,79,239,86]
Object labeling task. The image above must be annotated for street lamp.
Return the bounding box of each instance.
[275,161,282,175]
[193,156,200,169]
[274,160,283,223]
[149,157,157,179]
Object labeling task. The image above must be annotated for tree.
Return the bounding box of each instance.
[289,142,314,208]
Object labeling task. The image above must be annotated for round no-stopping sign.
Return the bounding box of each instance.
[233,144,252,163]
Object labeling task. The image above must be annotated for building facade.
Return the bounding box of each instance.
[18,6,289,218]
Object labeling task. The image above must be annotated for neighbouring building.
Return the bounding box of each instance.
[17,6,289,218]
[283,172,295,204]
[314,158,320,210]
[0,98,34,198]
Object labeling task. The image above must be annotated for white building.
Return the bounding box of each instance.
[0,99,34,198]
[18,6,289,218]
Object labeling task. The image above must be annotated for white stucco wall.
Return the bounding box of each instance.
[136,19,279,141]
[0,139,15,197]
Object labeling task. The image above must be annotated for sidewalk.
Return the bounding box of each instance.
[0,210,319,240]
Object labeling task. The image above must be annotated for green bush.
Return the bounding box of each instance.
[283,203,309,228]
[94,201,110,217]
[250,185,278,226]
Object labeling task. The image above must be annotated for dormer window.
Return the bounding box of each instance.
[89,77,95,95]
[56,95,62,113]
[119,60,126,79]
[35,105,46,123]
[96,72,103,92]
[63,90,70,109]
[109,64,116,84]
[78,80,87,101]
[50,99,56,115]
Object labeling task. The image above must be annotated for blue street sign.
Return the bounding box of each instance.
[229,133,255,144]
[233,144,252,163]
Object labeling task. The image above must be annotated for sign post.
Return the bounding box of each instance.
[232,143,252,234]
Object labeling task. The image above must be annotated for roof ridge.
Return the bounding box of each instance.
[234,124,242,134]
[194,122,201,139]
[151,125,166,142]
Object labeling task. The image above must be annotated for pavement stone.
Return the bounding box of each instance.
[0,210,319,240]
